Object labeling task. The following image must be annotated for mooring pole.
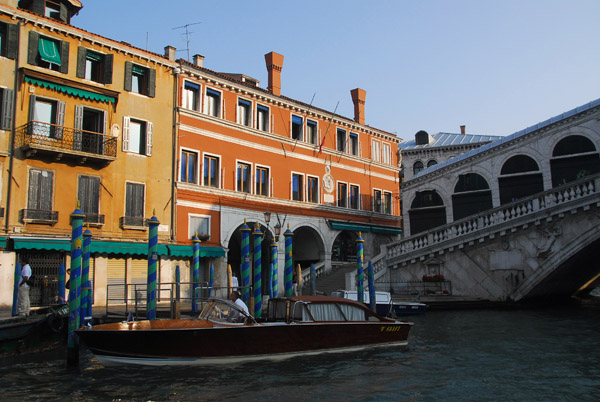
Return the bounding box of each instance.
[67,205,84,366]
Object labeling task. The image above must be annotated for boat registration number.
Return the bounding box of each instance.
[381,326,402,332]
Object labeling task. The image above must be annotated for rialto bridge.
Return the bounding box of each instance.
[372,98,600,302]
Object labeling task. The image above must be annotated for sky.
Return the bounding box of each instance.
[74,0,600,141]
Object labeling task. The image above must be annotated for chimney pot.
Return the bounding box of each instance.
[460,125,466,135]
[265,51,284,96]
[350,88,367,125]
[193,54,205,68]
[164,46,176,61]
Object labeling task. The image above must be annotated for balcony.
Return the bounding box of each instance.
[120,216,147,231]
[16,122,117,165]
[20,209,59,225]
[83,213,105,228]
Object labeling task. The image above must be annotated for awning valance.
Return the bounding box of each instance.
[167,245,226,258]
[13,238,70,251]
[329,221,402,235]
[25,76,116,104]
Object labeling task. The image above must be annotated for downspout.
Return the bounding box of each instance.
[5,20,21,234]
[170,62,181,242]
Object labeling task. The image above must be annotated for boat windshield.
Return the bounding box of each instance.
[199,299,252,324]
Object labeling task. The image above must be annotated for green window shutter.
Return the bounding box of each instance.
[28,94,36,123]
[124,61,132,92]
[31,0,44,16]
[59,3,68,23]
[147,68,156,98]
[1,89,14,130]
[103,54,113,84]
[59,40,69,74]
[76,47,86,78]
[28,31,39,66]
[6,23,18,60]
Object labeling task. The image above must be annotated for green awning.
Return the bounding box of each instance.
[91,241,169,256]
[13,238,70,251]
[0,237,6,249]
[25,76,116,104]
[39,37,61,66]
[167,245,226,258]
[330,221,402,235]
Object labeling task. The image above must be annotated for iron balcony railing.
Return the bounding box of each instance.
[20,209,59,224]
[120,216,146,229]
[16,121,117,160]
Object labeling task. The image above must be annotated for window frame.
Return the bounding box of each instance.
[337,128,347,152]
[124,61,156,97]
[236,160,252,194]
[237,97,252,127]
[383,191,393,214]
[27,31,69,74]
[349,132,359,156]
[257,104,270,132]
[203,153,221,188]
[188,213,211,240]
[373,189,383,213]
[372,139,381,162]
[256,165,270,197]
[180,148,199,184]
[76,46,113,84]
[337,181,348,208]
[0,87,15,131]
[349,184,360,210]
[125,181,145,220]
[0,22,18,60]
[307,175,319,204]
[382,142,391,164]
[291,172,304,202]
[78,174,101,216]
[122,116,153,156]
[183,80,201,111]
[205,87,222,117]
[27,168,54,212]
[307,119,318,145]
[291,114,303,141]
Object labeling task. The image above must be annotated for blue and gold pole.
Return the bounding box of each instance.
[58,263,66,305]
[240,220,251,303]
[12,262,21,316]
[192,234,200,313]
[271,239,278,298]
[368,261,376,312]
[67,205,85,365]
[356,231,365,304]
[81,228,92,326]
[147,215,159,320]
[284,225,293,297]
[253,223,263,317]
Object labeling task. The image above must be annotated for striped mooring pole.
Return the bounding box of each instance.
[208,263,214,297]
[192,234,200,313]
[368,260,376,311]
[356,231,365,304]
[81,228,92,326]
[11,262,21,316]
[284,225,293,297]
[175,265,181,302]
[253,223,263,317]
[67,205,85,366]
[240,220,251,303]
[271,239,278,298]
[147,215,159,320]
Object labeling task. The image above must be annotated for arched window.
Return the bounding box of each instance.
[427,160,438,168]
[415,130,430,145]
[499,155,543,204]
[408,190,446,234]
[452,173,492,220]
[413,161,424,175]
[551,135,600,186]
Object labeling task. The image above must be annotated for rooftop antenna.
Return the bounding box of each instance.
[172,22,202,61]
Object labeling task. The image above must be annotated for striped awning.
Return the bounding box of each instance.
[25,76,116,104]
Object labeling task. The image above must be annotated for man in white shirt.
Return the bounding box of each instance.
[229,291,248,322]
[18,258,32,316]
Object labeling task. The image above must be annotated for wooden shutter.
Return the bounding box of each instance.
[123,61,132,92]
[73,105,83,150]
[76,47,86,78]
[135,184,144,218]
[90,177,100,214]
[147,68,156,98]
[103,54,113,84]
[27,31,39,66]
[1,88,14,131]
[28,94,36,124]
[59,40,69,74]
[54,101,65,139]
[78,175,88,212]
[6,23,18,60]
[31,0,44,16]
[59,2,68,22]
[28,169,40,209]
[145,121,153,156]
[40,170,53,211]
[122,116,130,152]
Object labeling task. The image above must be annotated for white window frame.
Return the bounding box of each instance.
[183,80,201,111]
[237,97,252,127]
[373,188,383,213]
[337,180,348,208]
[256,103,270,132]
[291,171,305,202]
[349,183,360,210]
[307,175,320,204]
[349,132,359,156]
[180,147,200,184]
[383,190,393,214]
[382,142,391,165]
[204,87,222,117]
[122,116,153,156]
[236,159,253,194]
[291,114,304,141]
[188,213,211,240]
[255,164,270,197]
[307,119,319,146]
[202,152,221,188]
[372,139,381,162]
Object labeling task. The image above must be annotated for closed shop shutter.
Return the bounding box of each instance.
[131,259,147,303]
[107,258,126,303]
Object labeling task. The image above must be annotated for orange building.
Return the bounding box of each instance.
[174,51,402,294]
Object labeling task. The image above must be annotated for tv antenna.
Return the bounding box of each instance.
[172,22,202,61]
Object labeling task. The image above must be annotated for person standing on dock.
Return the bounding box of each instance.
[18,258,32,316]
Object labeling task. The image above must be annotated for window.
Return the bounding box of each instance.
[238,99,251,126]
[123,117,152,155]
[29,95,65,139]
[372,140,381,162]
[180,149,199,184]
[308,176,319,203]
[0,22,18,59]
[203,154,220,188]
[27,32,68,73]
[382,143,391,164]
[76,47,113,84]
[337,182,348,207]
[256,166,269,196]
[74,105,106,154]
[28,169,53,212]
[45,0,61,19]
[292,115,303,140]
[205,88,221,117]
[292,173,304,201]
[383,191,392,214]
[350,185,360,209]
[124,62,156,97]
[307,120,318,145]
[337,129,347,152]
[373,189,382,213]
[183,81,200,111]
[427,160,438,168]
[78,175,101,222]
[257,104,269,132]
[188,215,210,239]
[413,161,424,175]
[349,133,359,156]
[237,162,251,193]
[1,88,15,130]
[125,182,144,226]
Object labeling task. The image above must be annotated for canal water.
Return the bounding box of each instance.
[1,302,599,401]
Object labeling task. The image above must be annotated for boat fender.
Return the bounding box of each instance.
[46,312,65,333]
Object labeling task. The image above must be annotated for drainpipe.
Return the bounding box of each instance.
[170,63,181,241]
[5,20,21,234]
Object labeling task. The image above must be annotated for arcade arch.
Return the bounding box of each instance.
[551,135,600,186]
[409,189,446,235]
[452,173,492,220]
[498,155,544,204]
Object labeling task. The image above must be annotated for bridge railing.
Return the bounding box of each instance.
[386,174,600,263]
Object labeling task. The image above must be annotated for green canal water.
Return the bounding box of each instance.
[1,303,599,401]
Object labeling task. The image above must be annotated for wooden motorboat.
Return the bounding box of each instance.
[76,296,412,366]
[332,290,427,316]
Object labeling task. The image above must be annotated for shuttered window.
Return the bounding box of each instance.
[125,182,144,218]
[0,88,14,131]
[78,175,100,215]
[76,47,113,84]
[122,116,152,156]
[124,61,156,97]
[28,169,53,211]
[27,31,69,74]
[0,22,18,59]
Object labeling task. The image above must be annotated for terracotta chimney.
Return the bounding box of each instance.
[164,46,176,61]
[193,54,205,68]
[265,51,284,96]
[460,125,466,134]
[350,88,366,125]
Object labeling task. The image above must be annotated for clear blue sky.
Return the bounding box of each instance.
[74,0,600,141]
